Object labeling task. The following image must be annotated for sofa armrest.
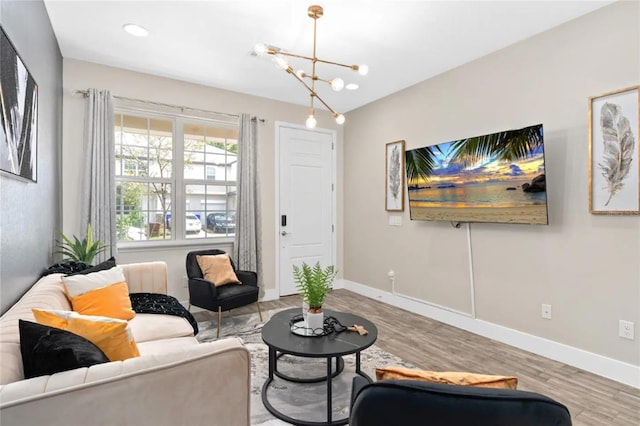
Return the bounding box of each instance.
[121,261,168,294]
[0,338,250,426]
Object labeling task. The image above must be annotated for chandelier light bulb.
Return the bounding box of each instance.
[296,69,306,79]
[330,78,344,92]
[334,113,345,125]
[346,83,359,90]
[254,43,268,55]
[273,55,289,70]
[305,115,317,129]
[357,64,369,76]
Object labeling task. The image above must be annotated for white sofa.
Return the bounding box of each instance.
[0,261,251,426]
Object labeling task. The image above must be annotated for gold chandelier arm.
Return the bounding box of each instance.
[273,50,315,62]
[311,11,318,111]
[270,51,357,72]
[287,67,316,97]
[286,66,337,115]
[315,58,359,70]
[311,91,337,115]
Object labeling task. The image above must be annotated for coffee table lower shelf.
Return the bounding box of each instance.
[261,347,373,426]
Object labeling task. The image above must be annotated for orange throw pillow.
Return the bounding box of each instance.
[32,309,140,362]
[62,266,135,320]
[376,366,518,390]
[196,254,241,287]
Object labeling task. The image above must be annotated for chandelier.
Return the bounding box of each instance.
[254,5,368,128]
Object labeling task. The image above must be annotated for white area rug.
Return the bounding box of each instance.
[197,308,413,426]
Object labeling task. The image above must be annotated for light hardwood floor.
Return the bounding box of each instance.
[200,289,640,426]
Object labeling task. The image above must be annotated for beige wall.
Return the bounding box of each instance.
[0,0,63,313]
[62,59,343,301]
[344,1,639,366]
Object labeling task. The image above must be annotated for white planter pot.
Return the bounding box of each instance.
[302,300,309,322]
[306,310,324,334]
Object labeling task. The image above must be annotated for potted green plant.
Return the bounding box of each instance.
[56,223,108,265]
[293,262,337,332]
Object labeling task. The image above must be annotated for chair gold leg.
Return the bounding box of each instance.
[257,301,263,322]
[217,307,222,339]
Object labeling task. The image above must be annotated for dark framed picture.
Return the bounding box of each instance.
[588,86,639,215]
[1,25,38,182]
[385,140,405,211]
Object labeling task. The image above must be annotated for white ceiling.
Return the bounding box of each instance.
[44,0,614,113]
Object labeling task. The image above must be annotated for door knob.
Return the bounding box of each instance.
[281,231,289,236]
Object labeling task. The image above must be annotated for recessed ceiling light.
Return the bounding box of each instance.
[123,24,148,37]
[346,83,359,90]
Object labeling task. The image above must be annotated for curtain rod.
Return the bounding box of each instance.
[74,90,265,122]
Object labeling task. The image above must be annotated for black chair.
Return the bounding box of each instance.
[186,249,262,338]
[349,377,572,426]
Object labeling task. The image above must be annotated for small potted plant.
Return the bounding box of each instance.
[293,262,337,333]
[56,223,108,266]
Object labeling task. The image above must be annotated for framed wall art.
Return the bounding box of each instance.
[588,86,639,215]
[385,140,405,211]
[0,25,38,182]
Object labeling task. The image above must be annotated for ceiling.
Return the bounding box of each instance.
[44,0,614,113]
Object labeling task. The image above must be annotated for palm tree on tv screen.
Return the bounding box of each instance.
[405,125,543,183]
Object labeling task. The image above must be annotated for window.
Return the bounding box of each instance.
[114,110,238,243]
[206,165,216,181]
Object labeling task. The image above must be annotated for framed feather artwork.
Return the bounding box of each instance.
[385,140,405,211]
[589,86,639,215]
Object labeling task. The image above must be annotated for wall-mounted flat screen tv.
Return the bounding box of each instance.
[405,123,548,225]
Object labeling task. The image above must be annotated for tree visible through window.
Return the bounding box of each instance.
[115,112,238,243]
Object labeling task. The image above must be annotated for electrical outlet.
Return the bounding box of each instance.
[619,320,635,340]
[541,304,552,320]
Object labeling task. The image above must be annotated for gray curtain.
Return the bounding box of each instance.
[234,114,262,287]
[80,89,116,263]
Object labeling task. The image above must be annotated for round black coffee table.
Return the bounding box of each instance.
[261,308,378,426]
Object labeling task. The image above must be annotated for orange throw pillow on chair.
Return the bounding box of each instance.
[196,254,241,287]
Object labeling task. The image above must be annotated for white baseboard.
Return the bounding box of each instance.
[344,279,640,389]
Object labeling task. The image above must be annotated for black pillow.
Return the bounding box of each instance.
[19,320,109,379]
[67,256,117,276]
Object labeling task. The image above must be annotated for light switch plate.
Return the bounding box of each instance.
[389,215,402,226]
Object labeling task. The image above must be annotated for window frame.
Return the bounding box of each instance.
[114,105,239,249]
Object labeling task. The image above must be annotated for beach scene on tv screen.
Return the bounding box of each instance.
[406,124,548,225]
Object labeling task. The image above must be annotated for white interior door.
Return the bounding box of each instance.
[278,124,335,296]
